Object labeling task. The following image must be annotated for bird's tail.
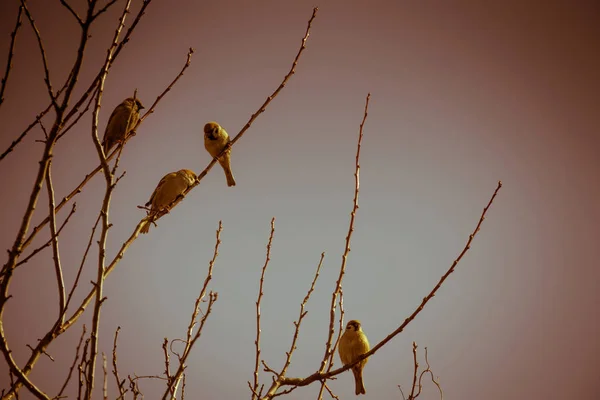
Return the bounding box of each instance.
[352,366,366,395]
[219,154,236,187]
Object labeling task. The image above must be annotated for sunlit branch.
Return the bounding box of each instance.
[251,218,275,400]
[0,5,23,109]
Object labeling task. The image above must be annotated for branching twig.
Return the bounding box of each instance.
[0,102,53,162]
[102,353,108,400]
[20,0,57,109]
[15,203,76,267]
[56,325,86,398]
[85,1,133,397]
[59,0,82,25]
[0,5,23,109]
[112,327,127,400]
[251,218,275,399]
[320,94,369,372]
[45,158,66,320]
[160,222,223,400]
[279,252,325,378]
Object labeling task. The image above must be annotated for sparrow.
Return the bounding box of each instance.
[102,97,145,154]
[338,320,371,395]
[203,121,236,187]
[140,169,197,234]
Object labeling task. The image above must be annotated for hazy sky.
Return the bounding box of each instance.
[0,0,599,399]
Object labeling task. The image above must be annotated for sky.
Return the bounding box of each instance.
[0,0,599,399]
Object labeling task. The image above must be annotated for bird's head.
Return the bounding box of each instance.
[346,320,362,332]
[178,169,197,184]
[204,121,221,139]
[125,97,144,111]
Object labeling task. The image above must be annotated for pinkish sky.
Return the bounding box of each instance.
[0,0,599,399]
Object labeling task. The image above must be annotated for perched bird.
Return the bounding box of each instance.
[203,121,236,187]
[102,97,145,154]
[339,320,371,395]
[140,169,197,234]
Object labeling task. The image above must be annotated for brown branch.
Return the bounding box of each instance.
[20,0,57,108]
[55,85,99,142]
[320,93,369,371]
[160,221,223,400]
[102,353,108,400]
[317,287,345,399]
[181,374,186,400]
[279,252,325,378]
[15,203,76,267]
[112,327,127,400]
[45,158,66,319]
[85,1,134,397]
[64,213,101,315]
[0,102,53,162]
[323,383,340,400]
[56,325,86,399]
[408,342,418,399]
[0,5,23,109]
[162,337,172,379]
[251,218,276,400]
[91,0,120,21]
[268,181,503,392]
[59,0,83,25]
[78,337,91,400]
[413,346,443,400]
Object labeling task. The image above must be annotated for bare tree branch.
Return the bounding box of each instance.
[320,93,369,371]
[251,218,276,400]
[85,0,135,396]
[160,222,223,399]
[0,5,23,109]
[112,327,128,400]
[20,0,57,109]
[0,102,53,162]
[59,0,83,25]
[15,203,76,268]
[56,325,86,399]
[45,158,66,320]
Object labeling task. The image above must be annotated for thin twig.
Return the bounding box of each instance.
[279,252,325,378]
[0,102,53,162]
[0,5,23,109]
[15,203,76,267]
[251,218,275,399]
[408,342,418,399]
[59,0,83,25]
[160,222,223,400]
[102,352,108,400]
[20,0,57,109]
[45,158,66,320]
[112,327,127,400]
[320,94,369,371]
[56,325,86,398]
[91,0,120,21]
[85,1,133,397]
